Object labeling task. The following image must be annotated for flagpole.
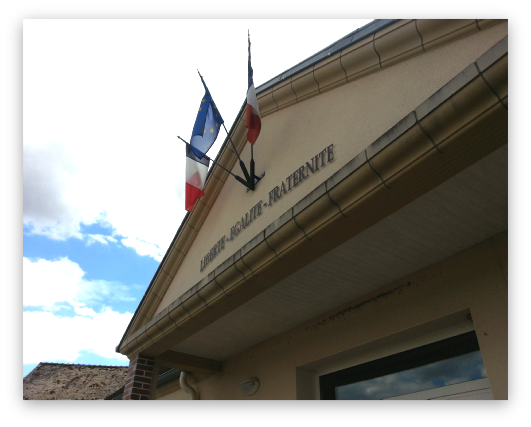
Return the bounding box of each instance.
[249,145,255,191]
[248,31,255,191]
[178,136,251,190]
[246,30,260,191]
[221,123,253,187]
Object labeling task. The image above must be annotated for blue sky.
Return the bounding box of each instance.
[22,18,375,378]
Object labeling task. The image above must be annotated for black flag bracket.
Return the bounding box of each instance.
[246,170,265,193]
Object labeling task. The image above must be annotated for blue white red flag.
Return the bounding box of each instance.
[246,33,261,144]
[185,143,210,212]
[185,74,223,211]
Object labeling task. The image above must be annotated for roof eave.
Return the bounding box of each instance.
[117,35,507,358]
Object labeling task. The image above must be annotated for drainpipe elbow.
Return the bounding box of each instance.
[179,371,198,400]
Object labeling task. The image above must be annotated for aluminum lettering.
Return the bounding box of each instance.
[267,144,335,206]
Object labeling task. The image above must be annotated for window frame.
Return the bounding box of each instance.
[319,331,481,400]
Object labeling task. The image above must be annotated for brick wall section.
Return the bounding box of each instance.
[122,354,155,400]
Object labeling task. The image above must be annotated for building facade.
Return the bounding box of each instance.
[116,19,508,400]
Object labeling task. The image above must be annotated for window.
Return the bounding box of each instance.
[319,331,488,400]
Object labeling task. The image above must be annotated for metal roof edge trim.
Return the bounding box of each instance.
[255,20,397,94]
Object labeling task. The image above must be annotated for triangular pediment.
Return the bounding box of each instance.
[117,19,508,358]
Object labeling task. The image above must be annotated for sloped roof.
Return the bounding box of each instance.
[116,19,507,359]
[23,362,128,400]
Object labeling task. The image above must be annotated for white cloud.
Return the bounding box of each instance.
[23,257,137,310]
[23,257,83,310]
[77,279,137,304]
[23,257,137,364]
[121,236,164,261]
[86,234,117,245]
[23,308,132,364]
[23,142,85,240]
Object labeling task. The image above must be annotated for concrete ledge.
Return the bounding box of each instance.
[366,112,417,158]
[481,55,508,103]
[325,151,366,191]
[240,231,266,259]
[265,209,294,239]
[272,78,297,110]
[257,87,278,116]
[415,19,479,51]
[369,124,435,185]
[313,51,346,94]
[476,36,508,72]
[415,64,479,121]
[291,67,320,101]
[374,20,423,68]
[418,74,500,146]
[265,217,308,257]
[294,190,342,237]
[293,182,327,217]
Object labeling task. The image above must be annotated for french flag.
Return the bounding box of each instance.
[185,143,210,212]
[185,74,223,212]
[246,33,261,144]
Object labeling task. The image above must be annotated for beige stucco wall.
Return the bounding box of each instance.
[157,231,507,400]
[154,22,507,317]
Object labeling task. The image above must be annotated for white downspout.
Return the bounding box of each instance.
[179,371,198,400]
